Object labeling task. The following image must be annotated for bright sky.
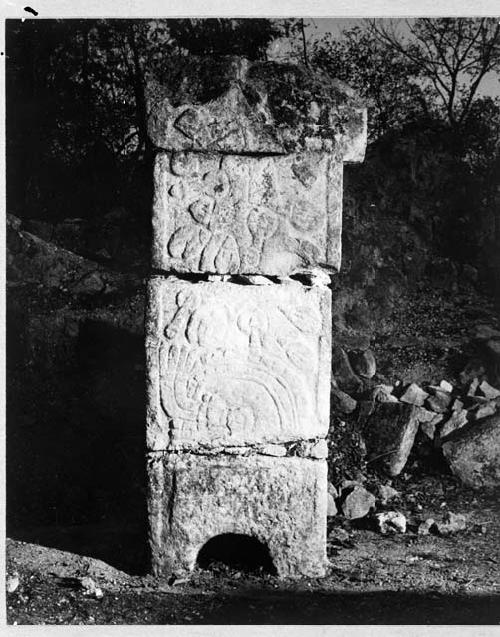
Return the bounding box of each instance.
[306,18,500,98]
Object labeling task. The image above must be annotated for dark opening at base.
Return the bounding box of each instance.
[197,533,277,575]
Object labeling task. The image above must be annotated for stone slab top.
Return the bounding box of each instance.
[147,55,367,161]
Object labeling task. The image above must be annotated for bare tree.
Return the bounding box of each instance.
[368,18,500,131]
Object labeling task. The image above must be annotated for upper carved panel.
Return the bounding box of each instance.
[152,152,343,275]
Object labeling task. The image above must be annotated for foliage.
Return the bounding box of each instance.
[368,18,500,132]
[310,26,426,140]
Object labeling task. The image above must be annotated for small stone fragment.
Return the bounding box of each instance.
[425,390,452,413]
[331,386,357,414]
[377,484,399,504]
[416,407,436,423]
[6,572,19,594]
[327,481,339,500]
[417,518,435,535]
[375,511,407,534]
[260,444,287,457]
[420,421,436,440]
[341,485,375,520]
[400,383,429,407]
[434,511,467,535]
[439,410,468,439]
[349,349,376,379]
[360,402,421,476]
[373,385,398,403]
[473,401,497,421]
[467,378,480,396]
[79,576,103,598]
[478,380,500,400]
[439,380,454,393]
[451,398,464,412]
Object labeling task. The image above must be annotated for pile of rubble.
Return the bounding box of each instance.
[330,338,500,491]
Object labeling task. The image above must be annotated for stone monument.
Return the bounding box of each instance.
[145,56,367,578]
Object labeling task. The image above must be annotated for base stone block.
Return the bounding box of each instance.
[147,453,327,578]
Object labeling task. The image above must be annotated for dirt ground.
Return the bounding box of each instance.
[6,474,500,625]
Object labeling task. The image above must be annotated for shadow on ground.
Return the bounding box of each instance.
[7,316,150,575]
[7,578,500,624]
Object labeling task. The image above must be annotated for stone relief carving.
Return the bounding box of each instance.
[146,278,331,450]
[152,152,342,276]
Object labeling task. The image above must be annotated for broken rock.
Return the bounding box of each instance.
[349,349,376,379]
[340,485,375,520]
[375,511,406,534]
[377,484,399,505]
[400,383,429,407]
[331,385,357,414]
[425,389,452,413]
[360,402,420,477]
[434,511,467,535]
[478,380,500,400]
[442,413,500,489]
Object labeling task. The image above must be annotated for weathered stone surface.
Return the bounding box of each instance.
[327,492,338,517]
[147,56,367,159]
[152,151,344,275]
[478,380,500,400]
[439,410,468,439]
[434,511,467,535]
[331,385,357,414]
[442,414,500,489]
[146,276,331,450]
[425,389,452,413]
[375,511,406,534]
[147,453,327,578]
[400,383,429,407]
[349,349,376,379]
[340,485,375,520]
[360,402,420,476]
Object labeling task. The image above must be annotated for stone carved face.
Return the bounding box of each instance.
[153,152,343,276]
[147,278,332,451]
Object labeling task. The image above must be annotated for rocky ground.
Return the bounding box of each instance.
[6,473,500,624]
[6,212,500,625]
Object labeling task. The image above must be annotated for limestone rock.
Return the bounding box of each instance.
[360,402,420,476]
[377,484,399,504]
[372,385,399,403]
[349,349,376,379]
[442,414,500,489]
[478,380,500,400]
[434,512,467,535]
[439,380,454,393]
[147,453,328,578]
[417,518,436,535]
[146,276,332,450]
[331,386,357,414]
[340,485,375,520]
[400,383,429,407]
[425,389,452,413]
[439,410,468,439]
[375,511,406,534]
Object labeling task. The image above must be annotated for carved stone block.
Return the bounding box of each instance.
[146,276,332,451]
[152,151,343,275]
[148,452,328,578]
